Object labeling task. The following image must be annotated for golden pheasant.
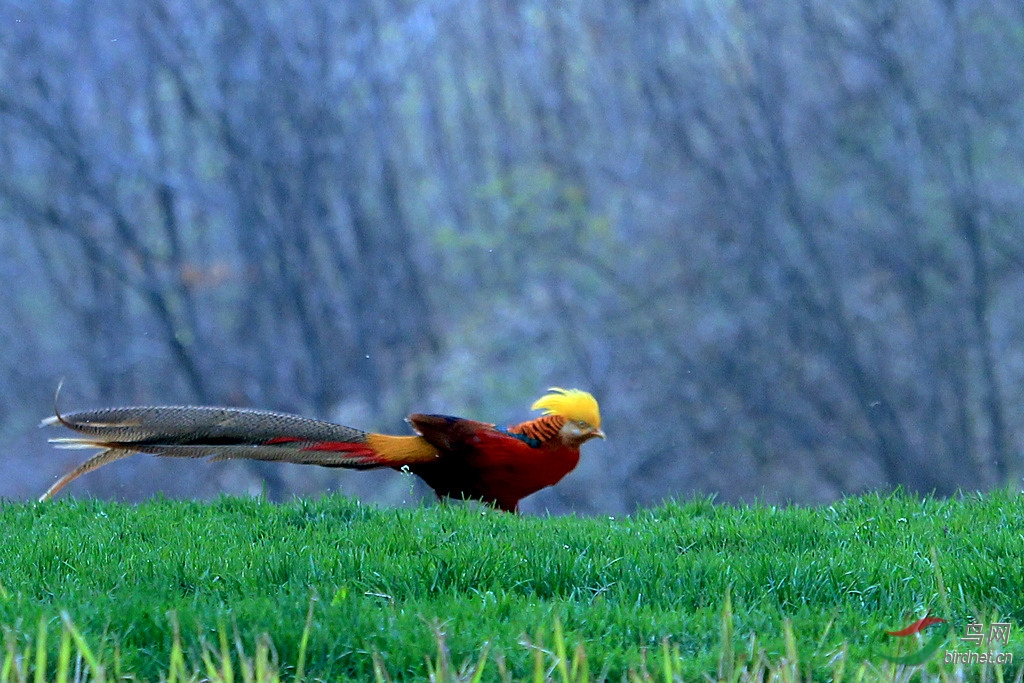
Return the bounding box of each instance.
[41,387,604,512]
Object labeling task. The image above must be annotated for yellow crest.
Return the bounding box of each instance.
[531,387,601,429]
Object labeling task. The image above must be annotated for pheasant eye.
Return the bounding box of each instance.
[576,420,587,428]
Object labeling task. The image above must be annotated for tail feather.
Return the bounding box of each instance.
[42,406,369,443]
[40,448,135,502]
[40,405,436,501]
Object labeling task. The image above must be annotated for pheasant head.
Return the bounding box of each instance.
[531,387,605,446]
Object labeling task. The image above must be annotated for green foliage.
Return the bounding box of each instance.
[0,492,1021,681]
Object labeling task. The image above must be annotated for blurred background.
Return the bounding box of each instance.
[1,0,1022,514]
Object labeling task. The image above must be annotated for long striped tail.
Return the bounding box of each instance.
[40,405,437,502]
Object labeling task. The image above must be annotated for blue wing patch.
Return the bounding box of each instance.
[499,427,542,448]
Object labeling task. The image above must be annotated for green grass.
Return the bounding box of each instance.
[0,490,1021,681]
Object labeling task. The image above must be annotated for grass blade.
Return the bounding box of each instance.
[33,616,47,683]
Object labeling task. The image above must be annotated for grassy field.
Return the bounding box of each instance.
[0,490,1021,681]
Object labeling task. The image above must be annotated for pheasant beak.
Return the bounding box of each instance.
[592,428,606,440]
